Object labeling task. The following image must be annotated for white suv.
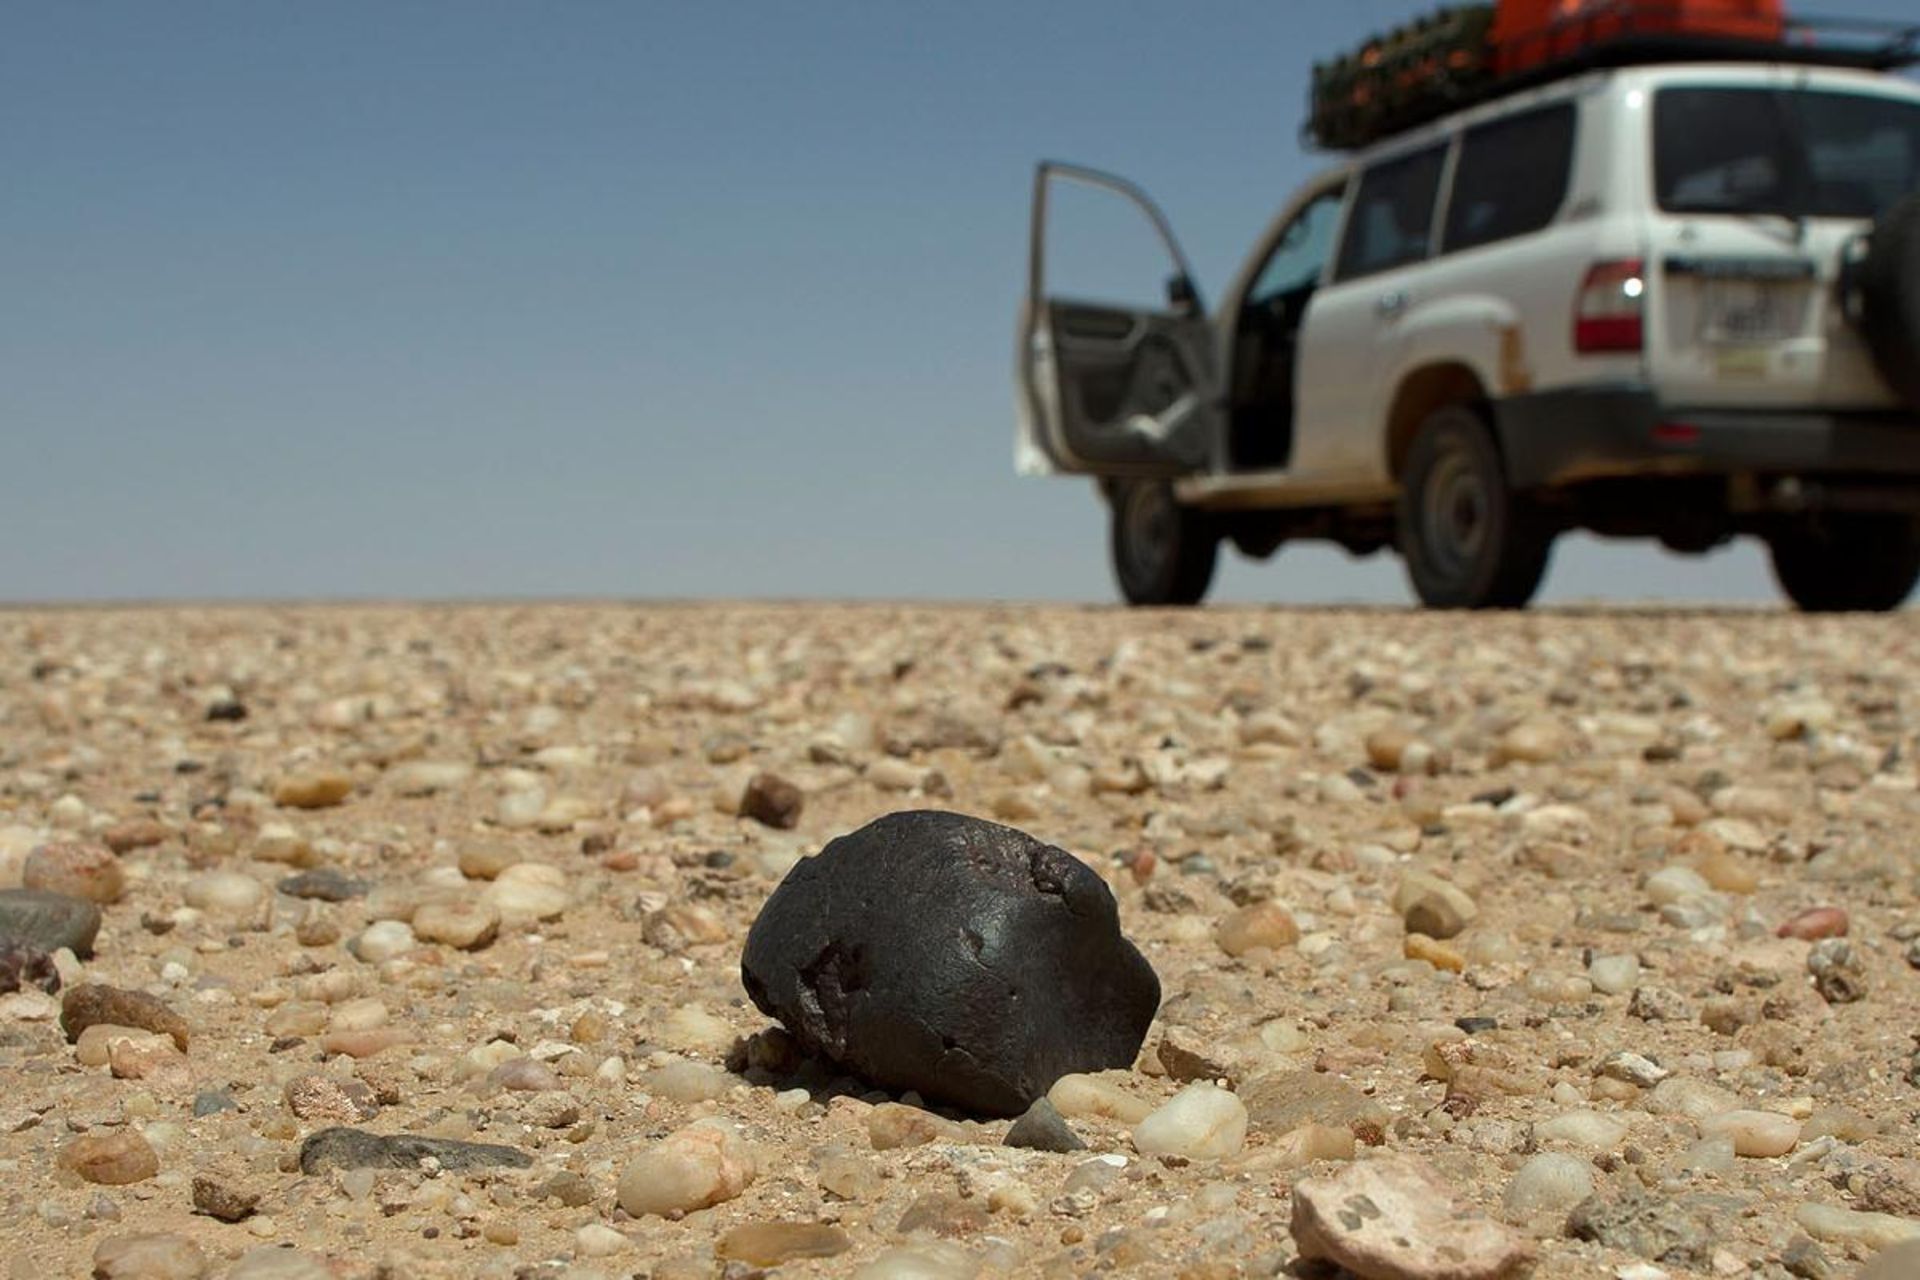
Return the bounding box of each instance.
[1015,37,1920,609]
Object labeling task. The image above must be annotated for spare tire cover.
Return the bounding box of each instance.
[1858,194,1920,412]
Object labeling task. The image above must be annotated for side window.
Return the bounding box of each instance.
[1249,186,1348,305]
[1334,145,1448,282]
[1444,103,1577,254]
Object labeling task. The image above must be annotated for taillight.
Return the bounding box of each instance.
[1574,259,1646,354]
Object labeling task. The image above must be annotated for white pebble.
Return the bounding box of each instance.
[1587,954,1641,996]
[1503,1152,1595,1219]
[576,1224,628,1258]
[1132,1083,1247,1160]
[183,872,265,914]
[1049,1073,1152,1124]
[616,1120,758,1217]
[1701,1109,1800,1158]
[479,862,569,924]
[1646,1077,1742,1122]
[851,1242,978,1280]
[349,921,416,964]
[1644,866,1712,907]
[1534,1110,1628,1152]
[1795,1202,1920,1251]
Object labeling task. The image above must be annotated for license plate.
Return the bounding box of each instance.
[1713,346,1770,380]
[1701,280,1795,344]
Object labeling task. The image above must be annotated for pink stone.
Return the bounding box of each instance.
[1777,907,1849,941]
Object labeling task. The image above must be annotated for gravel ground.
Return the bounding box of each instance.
[2,603,1918,1280]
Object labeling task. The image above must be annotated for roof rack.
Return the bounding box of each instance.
[1308,4,1920,153]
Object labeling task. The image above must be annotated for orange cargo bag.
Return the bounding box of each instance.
[1495,0,1786,73]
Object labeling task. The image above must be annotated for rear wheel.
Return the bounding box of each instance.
[1767,514,1920,613]
[1397,405,1552,609]
[1110,480,1217,607]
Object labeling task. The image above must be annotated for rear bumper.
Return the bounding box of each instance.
[1494,386,1920,490]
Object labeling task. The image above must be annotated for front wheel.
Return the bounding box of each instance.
[1397,405,1553,609]
[1768,514,1920,613]
[1110,480,1218,607]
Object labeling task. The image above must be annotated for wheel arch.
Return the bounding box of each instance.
[1385,361,1496,481]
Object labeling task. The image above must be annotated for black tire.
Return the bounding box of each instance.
[1110,480,1218,607]
[1858,194,1920,411]
[1397,405,1553,609]
[1767,514,1920,613]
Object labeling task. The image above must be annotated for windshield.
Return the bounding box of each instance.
[1654,86,1920,220]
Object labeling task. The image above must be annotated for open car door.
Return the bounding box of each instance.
[1016,162,1224,477]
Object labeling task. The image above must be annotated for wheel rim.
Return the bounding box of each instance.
[1120,484,1176,587]
[1419,444,1490,581]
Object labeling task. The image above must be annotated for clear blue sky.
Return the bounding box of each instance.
[5,2,1915,604]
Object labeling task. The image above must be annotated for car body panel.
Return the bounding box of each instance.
[1016,59,1920,509]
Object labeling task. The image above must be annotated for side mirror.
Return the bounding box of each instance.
[1166,273,1200,314]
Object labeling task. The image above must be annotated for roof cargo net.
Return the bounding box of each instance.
[1308,1,1918,152]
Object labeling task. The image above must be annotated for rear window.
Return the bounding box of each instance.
[1444,103,1577,253]
[1654,87,1920,220]
[1335,145,1447,281]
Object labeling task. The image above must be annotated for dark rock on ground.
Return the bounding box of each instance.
[276,869,369,902]
[61,984,191,1051]
[0,944,60,995]
[192,1091,239,1117]
[740,772,804,830]
[1568,1189,1722,1269]
[741,810,1160,1118]
[0,888,101,957]
[1005,1097,1086,1152]
[297,1127,532,1174]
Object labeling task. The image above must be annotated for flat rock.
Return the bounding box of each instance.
[296,1127,531,1174]
[61,984,190,1051]
[1794,1202,1920,1252]
[1242,1069,1390,1144]
[276,869,369,902]
[1291,1152,1533,1279]
[0,888,101,957]
[101,819,170,854]
[58,1130,160,1185]
[717,1221,852,1266]
[227,1248,333,1280]
[274,771,354,809]
[22,841,124,904]
[92,1232,208,1279]
[1569,1188,1720,1268]
[413,900,500,950]
[387,760,474,796]
[741,810,1160,1117]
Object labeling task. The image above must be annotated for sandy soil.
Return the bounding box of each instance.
[2,603,1917,1279]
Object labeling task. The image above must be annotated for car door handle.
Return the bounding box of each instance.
[1376,291,1409,317]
